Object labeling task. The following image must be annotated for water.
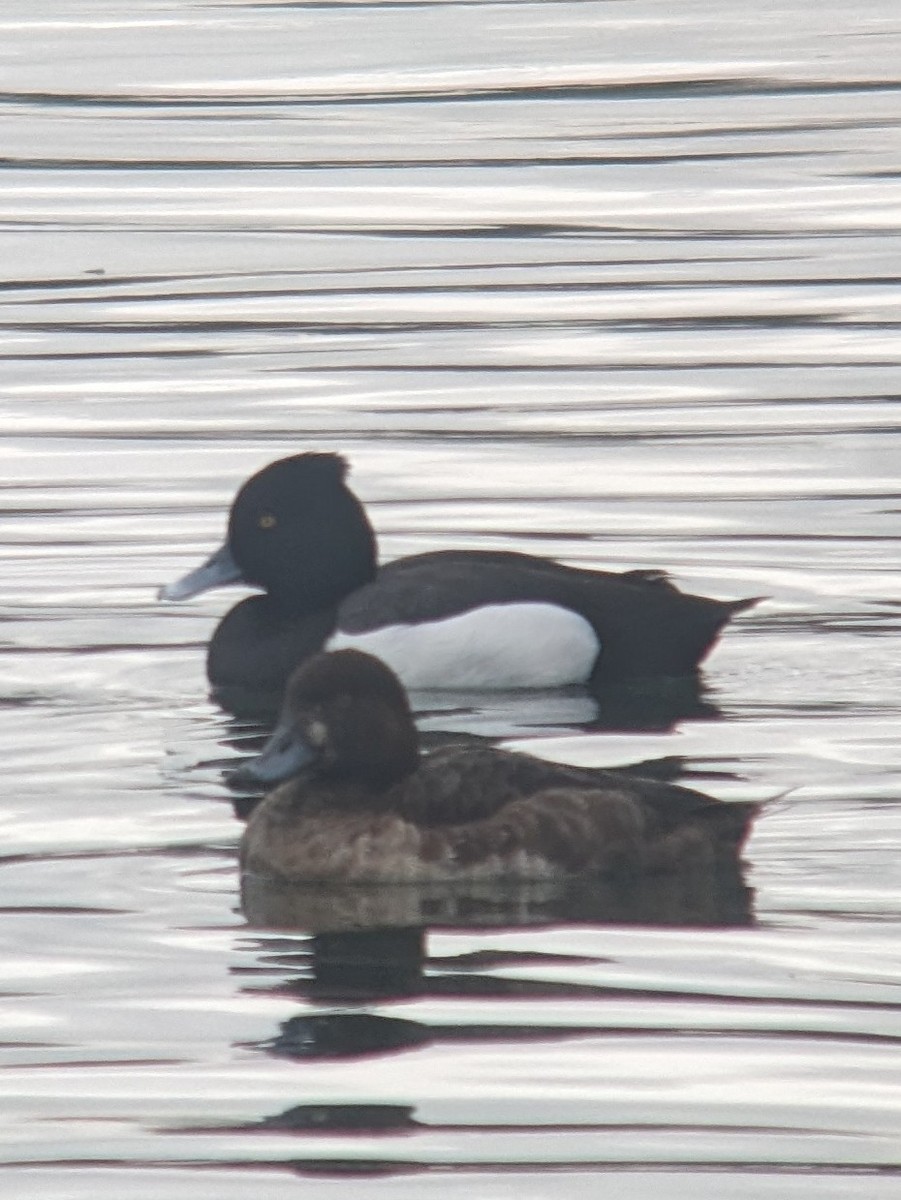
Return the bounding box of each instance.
[1,0,901,1195]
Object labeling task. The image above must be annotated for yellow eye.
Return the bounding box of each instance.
[259,513,277,530]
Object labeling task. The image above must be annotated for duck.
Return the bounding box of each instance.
[232,649,759,885]
[159,453,758,706]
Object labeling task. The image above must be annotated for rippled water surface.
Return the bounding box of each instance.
[2,1,901,1196]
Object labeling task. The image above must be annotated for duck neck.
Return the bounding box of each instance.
[208,596,339,695]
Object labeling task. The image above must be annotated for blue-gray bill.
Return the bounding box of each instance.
[158,541,244,602]
[229,719,315,790]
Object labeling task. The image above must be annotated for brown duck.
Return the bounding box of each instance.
[233,650,759,885]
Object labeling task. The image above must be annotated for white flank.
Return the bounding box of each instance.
[328,602,599,689]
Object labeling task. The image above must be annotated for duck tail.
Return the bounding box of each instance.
[725,595,766,618]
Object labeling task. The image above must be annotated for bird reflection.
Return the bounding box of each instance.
[241,865,754,941]
[239,866,755,1071]
[179,1099,421,1138]
[256,1102,417,1133]
[265,1011,431,1060]
[237,857,755,1011]
[215,669,725,734]
[230,845,756,1152]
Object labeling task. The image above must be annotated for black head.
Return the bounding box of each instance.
[231,650,420,793]
[227,454,377,614]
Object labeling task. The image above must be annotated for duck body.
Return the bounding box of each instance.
[240,743,755,885]
[334,548,749,686]
[234,650,759,886]
[160,454,758,704]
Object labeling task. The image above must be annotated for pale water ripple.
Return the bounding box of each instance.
[0,1,900,1197]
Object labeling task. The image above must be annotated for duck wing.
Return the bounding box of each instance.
[339,550,758,679]
[396,745,758,864]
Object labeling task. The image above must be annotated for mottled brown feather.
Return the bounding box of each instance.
[236,657,758,883]
[237,651,759,886]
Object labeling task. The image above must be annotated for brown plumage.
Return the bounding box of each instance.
[233,650,759,885]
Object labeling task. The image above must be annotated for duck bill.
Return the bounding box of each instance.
[158,542,244,602]
[229,719,316,790]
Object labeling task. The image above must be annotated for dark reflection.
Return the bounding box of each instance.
[241,866,754,939]
[265,1012,431,1060]
[305,926,426,1000]
[257,1103,417,1134]
[236,867,754,1069]
[257,996,669,1066]
[230,852,756,1077]
[226,836,756,1159]
[178,1101,420,1139]
[214,668,724,733]
[588,673,726,730]
[613,754,743,784]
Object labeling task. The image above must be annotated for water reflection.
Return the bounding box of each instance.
[5,0,901,1189]
[232,867,756,1153]
[241,868,755,943]
[254,1103,417,1135]
[218,670,729,734]
[215,678,734,816]
[238,867,756,1076]
[266,1012,431,1061]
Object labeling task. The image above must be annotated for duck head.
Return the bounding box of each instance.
[160,454,377,616]
[230,649,420,792]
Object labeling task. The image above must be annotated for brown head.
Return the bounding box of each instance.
[229,650,420,793]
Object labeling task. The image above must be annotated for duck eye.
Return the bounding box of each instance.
[259,513,277,530]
